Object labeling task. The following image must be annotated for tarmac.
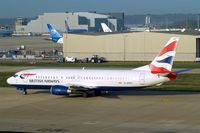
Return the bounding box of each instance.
[1,87,200,133]
[1,36,200,133]
[0,36,62,51]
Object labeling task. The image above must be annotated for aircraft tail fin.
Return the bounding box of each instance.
[101,23,112,32]
[47,24,62,42]
[150,37,179,74]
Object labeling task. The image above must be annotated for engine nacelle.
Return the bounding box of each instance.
[50,85,68,95]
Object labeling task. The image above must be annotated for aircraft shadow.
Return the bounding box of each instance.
[0,131,32,133]
[102,88,200,98]
[30,88,200,98]
[30,90,50,94]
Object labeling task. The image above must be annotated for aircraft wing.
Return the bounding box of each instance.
[174,68,192,74]
[68,82,97,90]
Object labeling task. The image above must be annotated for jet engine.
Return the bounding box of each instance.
[50,85,68,95]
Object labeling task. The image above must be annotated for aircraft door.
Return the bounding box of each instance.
[14,76,18,84]
[139,73,145,85]
[75,75,80,83]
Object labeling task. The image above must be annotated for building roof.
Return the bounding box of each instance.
[154,31,200,36]
[65,30,200,36]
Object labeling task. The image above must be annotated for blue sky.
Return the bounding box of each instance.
[1,0,200,18]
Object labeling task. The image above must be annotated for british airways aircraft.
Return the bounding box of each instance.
[101,23,112,32]
[7,37,190,97]
[47,24,63,44]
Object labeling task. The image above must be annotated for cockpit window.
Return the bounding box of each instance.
[13,74,18,77]
[20,75,25,79]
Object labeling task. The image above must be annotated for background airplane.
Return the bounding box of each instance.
[65,20,88,33]
[101,23,112,32]
[47,21,88,44]
[47,24,63,44]
[7,37,191,97]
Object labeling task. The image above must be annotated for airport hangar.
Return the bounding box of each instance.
[63,32,200,62]
[15,12,124,34]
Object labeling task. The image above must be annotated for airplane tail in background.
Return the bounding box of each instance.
[101,23,112,32]
[47,24,62,42]
[150,37,179,74]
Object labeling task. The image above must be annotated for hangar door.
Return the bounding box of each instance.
[196,38,200,58]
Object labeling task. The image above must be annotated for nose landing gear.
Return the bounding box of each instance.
[23,89,27,95]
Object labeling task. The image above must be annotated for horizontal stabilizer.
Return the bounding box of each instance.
[160,68,192,77]
[159,68,192,81]
[175,68,192,74]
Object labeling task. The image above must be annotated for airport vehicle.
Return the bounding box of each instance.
[47,24,63,44]
[65,20,88,33]
[7,37,190,97]
[65,56,76,63]
[101,23,112,32]
[90,55,106,63]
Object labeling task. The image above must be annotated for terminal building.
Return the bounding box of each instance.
[15,12,124,34]
[63,32,200,62]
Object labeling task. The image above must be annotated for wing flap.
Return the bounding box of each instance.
[69,83,97,91]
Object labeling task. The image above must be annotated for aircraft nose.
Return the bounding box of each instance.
[7,77,13,85]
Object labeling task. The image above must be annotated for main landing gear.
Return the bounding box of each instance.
[82,90,102,98]
[82,91,89,98]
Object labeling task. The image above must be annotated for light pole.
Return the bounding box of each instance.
[197,15,200,30]
[123,34,127,64]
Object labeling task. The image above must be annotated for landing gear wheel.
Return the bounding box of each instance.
[82,92,89,98]
[23,89,27,95]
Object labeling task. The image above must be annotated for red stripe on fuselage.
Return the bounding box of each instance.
[21,73,36,77]
[159,41,177,56]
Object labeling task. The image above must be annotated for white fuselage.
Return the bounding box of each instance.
[7,68,169,90]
